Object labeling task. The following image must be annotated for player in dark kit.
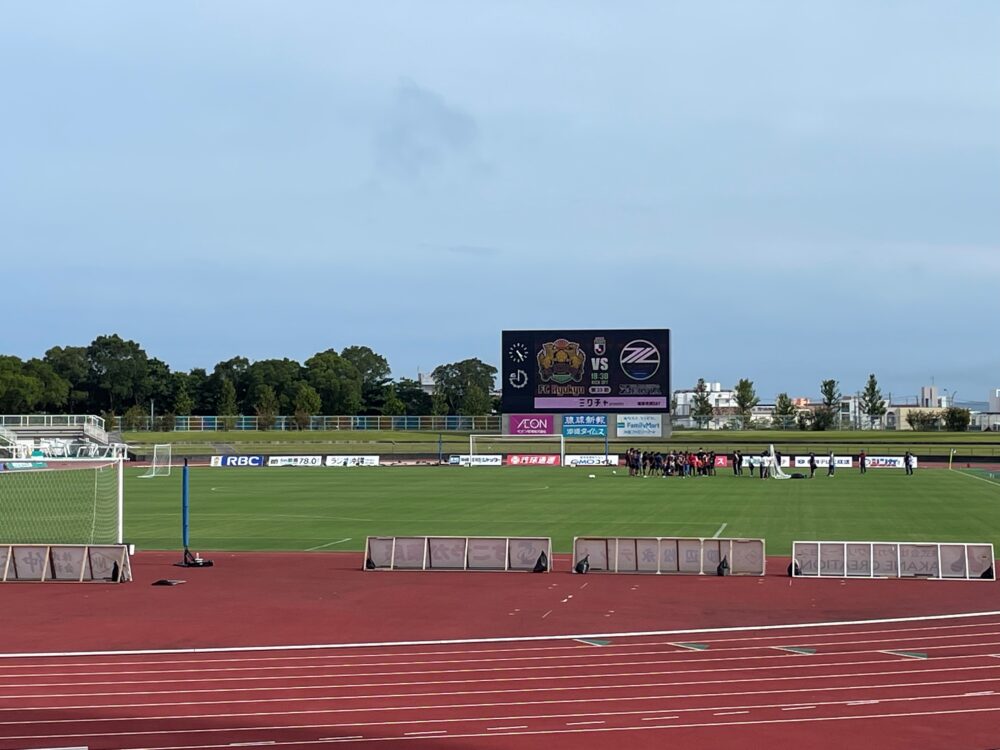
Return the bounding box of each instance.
[808,452,817,479]
[859,450,867,474]
[904,451,914,475]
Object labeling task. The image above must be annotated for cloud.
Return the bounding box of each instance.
[374,78,479,179]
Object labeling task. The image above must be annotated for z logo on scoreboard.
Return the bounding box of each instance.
[619,339,660,381]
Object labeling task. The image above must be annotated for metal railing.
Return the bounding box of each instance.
[117,415,502,432]
[0,414,105,430]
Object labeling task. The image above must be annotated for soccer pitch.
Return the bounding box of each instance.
[123,466,1000,555]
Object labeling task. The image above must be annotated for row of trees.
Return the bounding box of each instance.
[687,375,972,431]
[0,334,498,426]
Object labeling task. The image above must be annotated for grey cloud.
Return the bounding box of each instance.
[375,79,478,179]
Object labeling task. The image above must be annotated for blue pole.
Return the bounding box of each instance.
[182,458,190,549]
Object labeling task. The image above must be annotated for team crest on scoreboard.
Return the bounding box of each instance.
[620,339,660,381]
[537,339,586,384]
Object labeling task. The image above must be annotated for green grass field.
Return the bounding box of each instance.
[122,466,1000,556]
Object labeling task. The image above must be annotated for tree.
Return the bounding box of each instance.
[86,334,151,411]
[733,378,759,428]
[395,377,432,415]
[340,346,392,414]
[460,384,492,415]
[906,409,941,431]
[304,350,363,414]
[22,359,69,411]
[812,379,841,431]
[0,356,42,412]
[773,392,796,430]
[253,384,280,430]
[431,359,497,415]
[246,358,303,413]
[207,356,251,414]
[942,407,971,432]
[44,345,91,412]
[381,385,406,417]
[122,403,147,431]
[691,378,714,428]
[859,373,887,429]
[431,389,450,416]
[292,382,322,430]
[217,379,238,430]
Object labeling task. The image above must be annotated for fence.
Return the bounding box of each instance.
[116,415,502,432]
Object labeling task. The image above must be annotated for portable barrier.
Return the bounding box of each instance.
[572,537,766,576]
[792,541,996,580]
[364,535,552,572]
[0,544,132,582]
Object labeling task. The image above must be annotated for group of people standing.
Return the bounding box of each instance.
[625,448,718,477]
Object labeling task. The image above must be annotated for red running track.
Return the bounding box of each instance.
[3,613,1000,749]
[3,551,1000,748]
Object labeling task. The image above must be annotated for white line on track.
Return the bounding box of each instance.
[305,539,352,551]
[7,684,1000,737]
[714,711,749,716]
[642,715,678,720]
[19,706,1000,748]
[6,610,1000,659]
[781,705,815,711]
[712,523,728,538]
[487,726,526,731]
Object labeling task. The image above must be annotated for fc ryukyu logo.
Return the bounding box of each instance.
[537,339,586,384]
[619,339,660,381]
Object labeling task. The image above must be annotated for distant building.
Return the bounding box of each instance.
[417,372,436,395]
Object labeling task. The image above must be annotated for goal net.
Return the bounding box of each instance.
[768,443,791,480]
[469,434,566,466]
[0,459,124,544]
[139,443,172,478]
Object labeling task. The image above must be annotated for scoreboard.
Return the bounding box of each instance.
[501,329,670,414]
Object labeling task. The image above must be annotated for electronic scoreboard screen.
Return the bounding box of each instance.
[501,329,670,414]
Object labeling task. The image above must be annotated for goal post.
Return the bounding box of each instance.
[469,434,566,465]
[0,458,124,544]
[139,443,172,478]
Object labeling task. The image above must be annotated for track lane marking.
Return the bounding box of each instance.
[6,610,1000,659]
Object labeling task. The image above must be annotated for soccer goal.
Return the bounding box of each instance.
[469,434,566,466]
[0,458,124,544]
[139,443,172,478]
[768,443,791,479]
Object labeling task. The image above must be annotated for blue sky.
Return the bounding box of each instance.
[2,1,997,403]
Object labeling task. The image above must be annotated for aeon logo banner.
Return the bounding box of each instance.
[509,414,554,435]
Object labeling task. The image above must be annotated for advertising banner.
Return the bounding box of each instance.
[210,455,264,467]
[794,456,854,468]
[864,456,920,469]
[456,454,503,466]
[508,414,555,435]
[502,329,670,413]
[565,454,619,467]
[616,414,662,438]
[267,456,323,467]
[325,456,380,467]
[1,461,48,471]
[562,414,608,437]
[506,454,561,466]
[741,455,792,468]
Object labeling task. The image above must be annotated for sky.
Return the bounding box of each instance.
[1,1,998,404]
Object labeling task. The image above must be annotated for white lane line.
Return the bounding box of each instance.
[566,720,604,726]
[782,705,815,711]
[319,739,361,742]
[642,715,678,721]
[487,726,527,731]
[712,523,728,539]
[7,611,1000,659]
[305,539,352,552]
[965,690,995,696]
[847,700,879,706]
[541,610,552,619]
[404,730,446,736]
[714,710,749,716]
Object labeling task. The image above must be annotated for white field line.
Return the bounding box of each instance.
[712,523,728,539]
[305,539,352,552]
[952,469,1000,488]
[5,611,1000,660]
